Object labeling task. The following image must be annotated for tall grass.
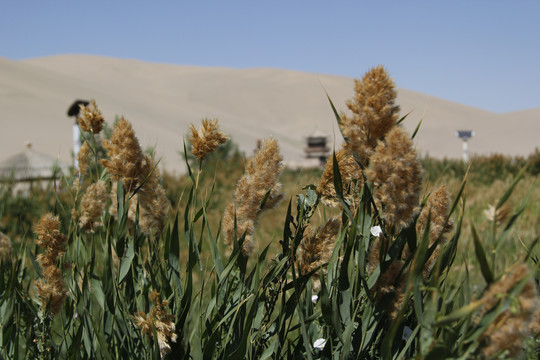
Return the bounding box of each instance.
[1,66,539,359]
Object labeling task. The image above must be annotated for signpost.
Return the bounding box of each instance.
[456,130,474,163]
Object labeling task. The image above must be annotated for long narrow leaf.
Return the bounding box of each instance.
[118,240,134,283]
[496,165,527,209]
[326,92,344,132]
[471,225,494,284]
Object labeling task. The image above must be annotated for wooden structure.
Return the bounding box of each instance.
[304,130,330,166]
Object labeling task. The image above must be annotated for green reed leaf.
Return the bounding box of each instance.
[90,278,105,311]
[116,180,125,225]
[411,115,422,139]
[281,199,293,255]
[471,225,494,284]
[326,92,344,132]
[435,298,483,326]
[28,246,43,278]
[183,140,195,183]
[332,151,343,200]
[496,164,527,210]
[168,212,180,263]
[503,183,533,232]
[118,240,134,284]
[90,316,114,360]
[448,165,469,218]
[523,236,540,263]
[396,113,409,126]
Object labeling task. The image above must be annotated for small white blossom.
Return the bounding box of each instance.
[311,295,318,303]
[370,225,382,237]
[483,204,496,221]
[313,338,326,350]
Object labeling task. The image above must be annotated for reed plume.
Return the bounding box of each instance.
[380,261,408,320]
[0,231,12,262]
[316,148,363,207]
[340,65,400,166]
[410,184,453,278]
[78,99,105,134]
[77,140,91,176]
[368,236,409,321]
[102,117,170,234]
[34,213,68,316]
[101,117,144,192]
[134,155,170,234]
[415,185,452,245]
[365,126,422,231]
[133,290,177,358]
[222,137,284,257]
[79,180,108,232]
[366,235,382,277]
[476,264,538,358]
[529,307,540,339]
[367,185,452,319]
[296,217,341,290]
[189,118,229,162]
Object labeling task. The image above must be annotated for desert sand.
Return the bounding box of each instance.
[1,54,538,174]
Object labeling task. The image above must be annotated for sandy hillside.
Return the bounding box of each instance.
[1,54,538,174]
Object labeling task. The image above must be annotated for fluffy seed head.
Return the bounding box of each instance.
[317,147,363,208]
[411,184,453,277]
[0,232,12,262]
[135,155,170,234]
[108,156,170,235]
[34,213,68,316]
[477,264,538,358]
[297,217,341,275]
[35,213,67,259]
[77,141,91,176]
[101,117,144,191]
[101,118,170,234]
[415,184,452,244]
[78,99,105,134]
[133,291,177,358]
[366,236,382,277]
[341,65,400,165]
[222,137,283,257]
[189,118,229,162]
[369,253,410,321]
[79,180,108,232]
[365,126,423,231]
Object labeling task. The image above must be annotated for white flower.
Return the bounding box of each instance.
[370,225,382,237]
[313,338,326,350]
[311,295,318,303]
[484,204,496,221]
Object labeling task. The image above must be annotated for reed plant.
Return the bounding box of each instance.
[1,67,539,360]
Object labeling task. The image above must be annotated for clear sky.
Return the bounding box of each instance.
[1,1,538,113]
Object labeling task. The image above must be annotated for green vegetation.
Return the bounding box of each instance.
[1,66,539,359]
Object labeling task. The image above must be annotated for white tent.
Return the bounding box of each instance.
[0,143,68,182]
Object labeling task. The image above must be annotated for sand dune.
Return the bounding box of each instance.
[1,54,538,173]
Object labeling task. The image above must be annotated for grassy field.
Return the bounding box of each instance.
[161,148,540,285]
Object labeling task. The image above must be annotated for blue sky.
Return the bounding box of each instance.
[1,1,538,113]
